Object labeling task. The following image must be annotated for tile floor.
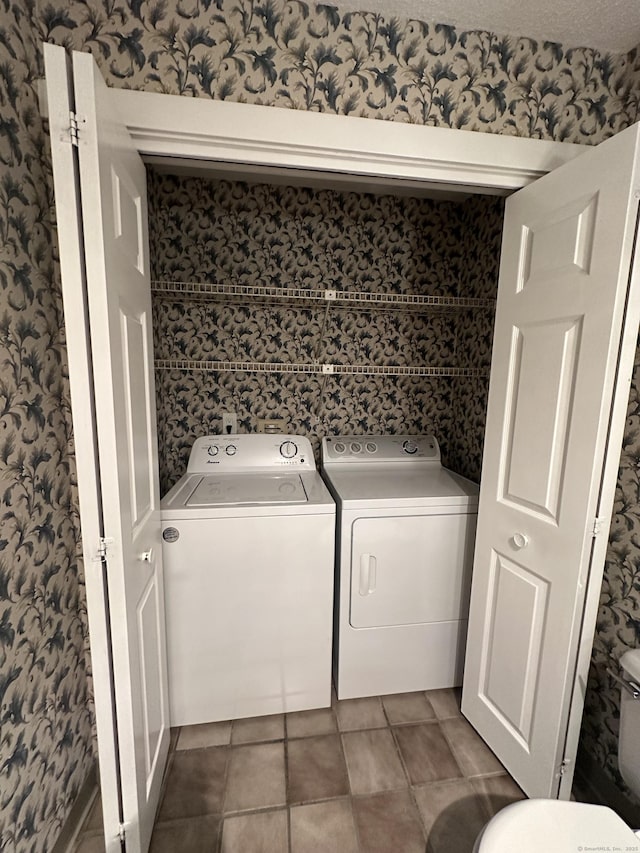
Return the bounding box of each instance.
[74,688,525,853]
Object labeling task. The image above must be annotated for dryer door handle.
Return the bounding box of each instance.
[359,554,377,596]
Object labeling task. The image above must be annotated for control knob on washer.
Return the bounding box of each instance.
[207,444,219,457]
[402,439,418,455]
[280,440,298,459]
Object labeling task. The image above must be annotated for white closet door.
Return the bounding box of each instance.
[45,45,169,852]
[462,123,640,798]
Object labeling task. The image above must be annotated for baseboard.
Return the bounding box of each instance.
[574,750,640,829]
[51,763,99,853]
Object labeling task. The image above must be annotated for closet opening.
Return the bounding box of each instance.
[144,163,506,497]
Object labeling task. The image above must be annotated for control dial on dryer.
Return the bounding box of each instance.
[402,440,418,455]
[207,444,219,457]
[280,440,298,459]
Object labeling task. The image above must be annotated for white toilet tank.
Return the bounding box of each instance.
[619,649,640,797]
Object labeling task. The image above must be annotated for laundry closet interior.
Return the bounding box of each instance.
[147,163,504,496]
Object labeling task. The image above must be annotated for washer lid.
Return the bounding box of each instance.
[187,474,308,506]
[324,467,478,507]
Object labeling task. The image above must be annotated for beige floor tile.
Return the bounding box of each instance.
[177,721,232,750]
[150,814,220,852]
[288,735,350,804]
[74,834,105,853]
[394,722,462,785]
[231,714,285,744]
[335,696,387,731]
[426,688,462,720]
[223,742,286,812]
[286,707,337,738]
[413,778,488,853]
[441,718,504,777]
[220,809,288,853]
[342,728,407,794]
[352,789,427,853]
[382,691,436,724]
[290,799,359,853]
[471,774,526,819]
[158,747,229,820]
[82,792,103,831]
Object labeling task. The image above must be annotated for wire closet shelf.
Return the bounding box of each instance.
[151,279,494,378]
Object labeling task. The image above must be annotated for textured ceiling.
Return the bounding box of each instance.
[335,0,640,53]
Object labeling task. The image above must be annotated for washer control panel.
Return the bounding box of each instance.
[322,435,440,464]
[188,434,315,473]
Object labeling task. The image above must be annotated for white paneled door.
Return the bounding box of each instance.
[45,45,169,852]
[462,123,640,798]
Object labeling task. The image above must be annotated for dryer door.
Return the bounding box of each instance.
[350,513,476,628]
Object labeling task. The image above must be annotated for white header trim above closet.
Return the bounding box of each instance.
[110,89,585,196]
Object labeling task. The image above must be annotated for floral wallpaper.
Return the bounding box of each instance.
[0,0,634,848]
[448,194,503,481]
[148,172,501,494]
[0,4,94,853]
[46,0,640,144]
[579,339,640,814]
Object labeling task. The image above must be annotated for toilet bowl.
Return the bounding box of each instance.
[474,649,640,851]
[472,799,639,852]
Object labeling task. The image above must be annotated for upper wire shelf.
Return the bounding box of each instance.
[150,280,495,312]
[154,359,489,378]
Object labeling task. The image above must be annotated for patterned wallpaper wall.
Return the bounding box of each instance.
[0,1,632,848]
[448,194,503,480]
[148,172,502,494]
[580,341,640,812]
[48,0,640,143]
[0,5,94,853]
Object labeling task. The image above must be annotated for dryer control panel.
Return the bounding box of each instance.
[187,434,316,473]
[322,435,440,465]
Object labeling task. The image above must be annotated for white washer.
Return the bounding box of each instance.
[321,435,479,700]
[161,434,335,726]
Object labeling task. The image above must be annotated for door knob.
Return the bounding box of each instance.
[512,533,529,550]
[139,548,154,563]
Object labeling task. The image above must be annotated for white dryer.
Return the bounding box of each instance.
[321,435,478,700]
[161,434,335,726]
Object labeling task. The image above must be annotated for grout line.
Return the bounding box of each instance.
[437,718,468,780]
[214,813,223,853]
[387,714,414,789]
[407,783,431,848]
[218,738,233,826]
[283,727,293,853]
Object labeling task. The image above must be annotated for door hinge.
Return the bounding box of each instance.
[592,516,605,536]
[96,536,114,561]
[68,110,86,147]
[558,757,572,777]
[118,823,126,843]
